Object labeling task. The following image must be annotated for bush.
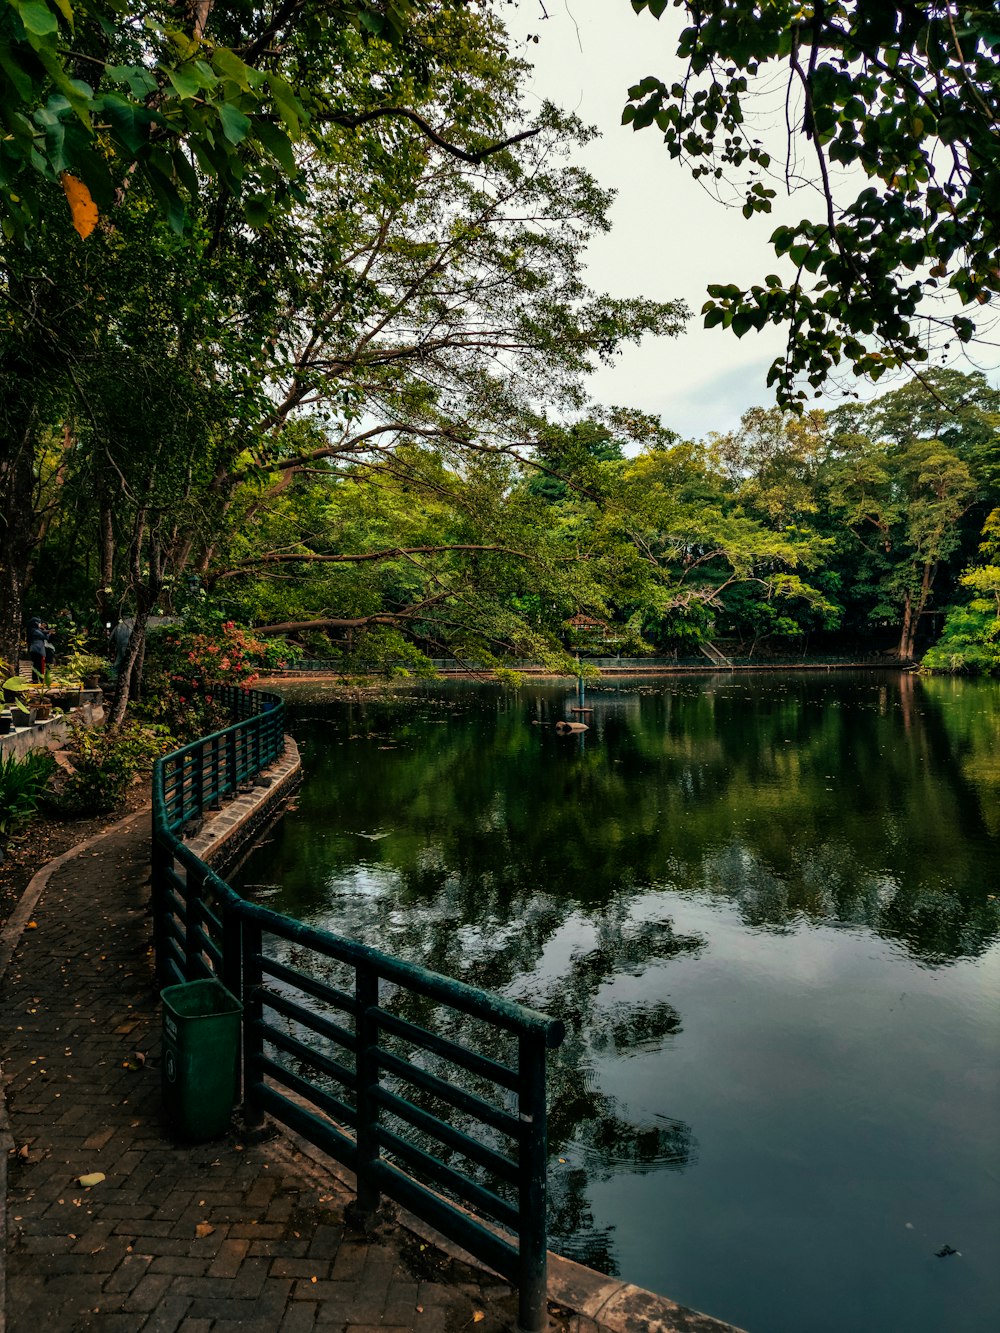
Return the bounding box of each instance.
[0,749,56,837]
[141,620,265,737]
[50,722,174,815]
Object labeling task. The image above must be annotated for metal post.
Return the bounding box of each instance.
[185,864,203,980]
[352,967,381,1222]
[241,918,265,1129]
[517,1032,549,1333]
[226,725,237,798]
[209,734,222,808]
[150,832,170,985]
[192,747,203,819]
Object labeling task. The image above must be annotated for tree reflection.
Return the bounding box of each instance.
[236,673,1000,1271]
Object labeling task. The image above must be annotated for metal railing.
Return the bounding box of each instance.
[151,688,564,1333]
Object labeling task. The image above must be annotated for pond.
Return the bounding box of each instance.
[233,672,1000,1333]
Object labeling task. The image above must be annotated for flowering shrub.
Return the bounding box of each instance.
[142,621,266,737]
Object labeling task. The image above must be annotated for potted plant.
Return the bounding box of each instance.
[2,675,29,706]
[64,652,106,690]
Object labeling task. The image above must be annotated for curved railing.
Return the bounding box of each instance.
[151,688,563,1333]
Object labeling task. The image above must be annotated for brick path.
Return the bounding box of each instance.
[0,811,524,1332]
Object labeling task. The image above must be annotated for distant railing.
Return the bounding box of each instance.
[260,653,910,674]
[151,688,563,1333]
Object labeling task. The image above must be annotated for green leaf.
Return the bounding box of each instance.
[218,101,250,146]
[211,47,251,90]
[255,119,296,174]
[13,1,59,38]
[166,65,202,100]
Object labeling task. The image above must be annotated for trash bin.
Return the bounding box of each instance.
[161,978,242,1140]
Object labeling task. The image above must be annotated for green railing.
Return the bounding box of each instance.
[151,687,564,1333]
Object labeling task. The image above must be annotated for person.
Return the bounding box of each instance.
[26,617,47,682]
[109,618,133,680]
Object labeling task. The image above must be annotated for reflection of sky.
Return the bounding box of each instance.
[588,891,1000,1333]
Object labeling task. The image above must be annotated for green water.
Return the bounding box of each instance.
[234,672,1000,1333]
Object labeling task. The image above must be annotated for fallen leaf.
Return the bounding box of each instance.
[78,1172,105,1188]
[195,1222,214,1238]
[17,1144,29,1160]
[26,922,37,930]
[473,1315,485,1325]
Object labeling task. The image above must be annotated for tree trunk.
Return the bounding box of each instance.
[897,592,915,661]
[0,425,38,669]
[898,562,935,661]
[106,609,149,730]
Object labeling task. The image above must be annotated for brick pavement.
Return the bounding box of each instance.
[0,810,526,1333]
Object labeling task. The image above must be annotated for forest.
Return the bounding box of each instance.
[3,0,1000,720]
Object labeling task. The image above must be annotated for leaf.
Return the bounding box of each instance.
[78,1172,105,1187]
[218,101,251,146]
[194,1221,215,1237]
[472,1315,485,1325]
[13,1,59,38]
[167,64,202,99]
[60,173,98,238]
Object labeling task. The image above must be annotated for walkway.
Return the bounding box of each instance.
[0,811,521,1332]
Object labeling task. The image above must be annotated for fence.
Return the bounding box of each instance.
[151,688,564,1333]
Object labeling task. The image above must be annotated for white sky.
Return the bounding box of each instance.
[511,0,996,440]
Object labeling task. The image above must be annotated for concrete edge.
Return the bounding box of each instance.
[267,1122,745,1333]
[183,737,301,873]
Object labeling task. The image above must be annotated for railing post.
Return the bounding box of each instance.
[241,917,266,1129]
[150,829,170,986]
[517,1032,549,1333]
[351,967,381,1223]
[209,734,222,809]
[226,726,237,798]
[185,863,204,980]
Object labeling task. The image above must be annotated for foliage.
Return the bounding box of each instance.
[0,747,55,835]
[627,1,1000,401]
[0,0,448,238]
[49,720,172,814]
[140,620,263,735]
[923,508,1000,673]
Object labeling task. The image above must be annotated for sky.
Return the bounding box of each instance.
[508,0,994,440]
[511,0,801,438]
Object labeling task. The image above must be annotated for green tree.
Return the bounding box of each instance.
[626,1,1000,402]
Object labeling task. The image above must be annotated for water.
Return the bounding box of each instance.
[233,672,1000,1333]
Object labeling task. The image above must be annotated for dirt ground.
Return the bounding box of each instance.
[0,779,152,932]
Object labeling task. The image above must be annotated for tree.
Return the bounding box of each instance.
[8,4,685,694]
[626,1,1000,403]
[0,0,532,238]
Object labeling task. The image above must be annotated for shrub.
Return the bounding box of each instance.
[141,621,265,737]
[51,722,174,815]
[0,749,57,837]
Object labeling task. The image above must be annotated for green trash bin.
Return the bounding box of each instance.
[161,978,243,1140]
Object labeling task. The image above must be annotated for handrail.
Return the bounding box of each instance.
[151,687,563,1333]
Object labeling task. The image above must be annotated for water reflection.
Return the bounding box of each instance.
[234,673,1000,1332]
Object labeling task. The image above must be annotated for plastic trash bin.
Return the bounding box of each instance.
[161,978,242,1140]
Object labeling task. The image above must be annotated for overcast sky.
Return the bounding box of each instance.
[510,0,995,440]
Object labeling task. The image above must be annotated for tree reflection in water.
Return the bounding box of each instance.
[235,672,1000,1280]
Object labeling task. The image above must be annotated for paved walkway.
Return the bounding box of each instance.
[0,811,524,1332]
